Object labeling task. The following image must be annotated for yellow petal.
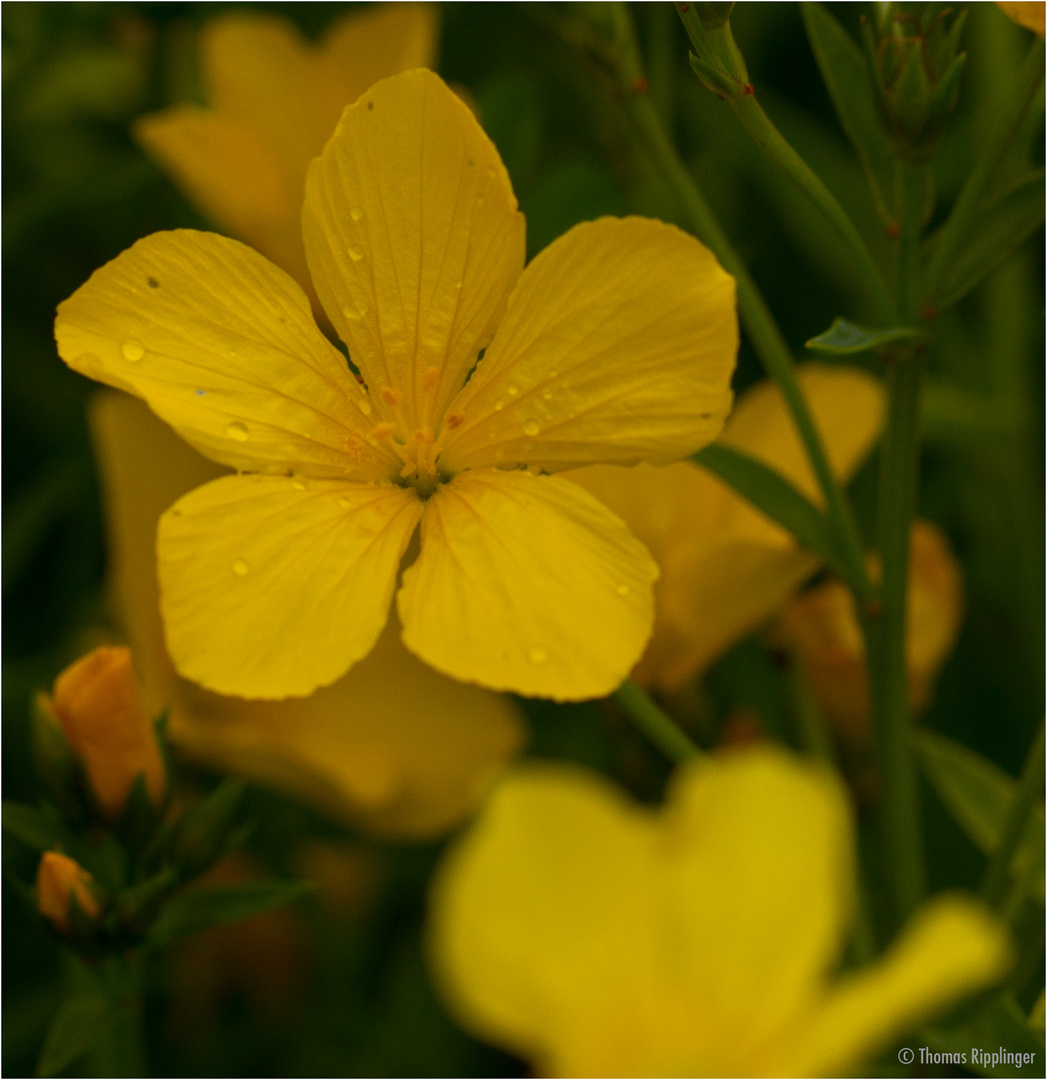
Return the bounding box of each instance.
[659,750,854,1067]
[132,107,310,291]
[89,391,525,837]
[56,230,395,481]
[439,216,737,474]
[303,69,525,434]
[997,2,1046,37]
[429,763,661,1072]
[398,470,658,701]
[569,365,883,690]
[158,474,422,698]
[781,896,1011,1077]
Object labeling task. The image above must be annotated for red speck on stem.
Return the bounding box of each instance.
[632,77,648,94]
[680,4,689,11]
[743,83,755,95]
[886,221,900,239]
[922,303,937,322]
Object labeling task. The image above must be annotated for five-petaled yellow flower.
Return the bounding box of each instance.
[56,69,738,702]
[430,748,1011,1078]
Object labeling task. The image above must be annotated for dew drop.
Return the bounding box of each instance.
[523,419,540,436]
[231,558,250,576]
[616,583,630,597]
[358,398,372,416]
[121,339,145,362]
[147,276,159,289]
[542,389,553,401]
[350,205,364,222]
[507,384,519,397]
[485,164,496,178]
[291,477,307,490]
[195,388,206,397]
[338,497,351,509]
[225,421,249,441]
[494,399,505,411]
[348,244,364,261]
[528,647,549,666]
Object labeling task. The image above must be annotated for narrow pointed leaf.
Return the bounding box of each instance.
[36,995,108,1078]
[146,878,314,949]
[693,443,863,591]
[914,730,1044,901]
[2,802,65,853]
[801,2,896,222]
[805,316,923,355]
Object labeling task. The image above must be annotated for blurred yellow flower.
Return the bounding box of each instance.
[89,390,526,839]
[134,5,437,303]
[569,365,883,692]
[44,644,166,817]
[36,851,102,934]
[773,520,964,741]
[997,2,1046,37]
[429,748,1010,1078]
[57,69,738,702]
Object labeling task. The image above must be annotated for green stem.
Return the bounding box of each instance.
[925,39,1045,306]
[981,720,1046,908]
[90,954,147,1078]
[619,89,872,601]
[868,163,929,924]
[614,679,703,764]
[726,95,894,322]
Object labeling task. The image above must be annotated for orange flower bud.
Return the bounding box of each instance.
[35,851,102,933]
[772,522,964,741]
[50,646,166,818]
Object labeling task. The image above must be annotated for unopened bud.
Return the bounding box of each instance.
[36,851,102,934]
[771,522,964,740]
[49,646,166,818]
[679,2,750,101]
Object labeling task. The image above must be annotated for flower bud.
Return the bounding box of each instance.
[36,851,102,934]
[772,522,964,741]
[49,646,166,818]
[862,4,967,163]
[679,2,752,101]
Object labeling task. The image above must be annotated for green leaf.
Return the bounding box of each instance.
[692,444,863,592]
[805,316,923,355]
[931,171,1045,310]
[36,995,108,1078]
[169,778,246,876]
[914,730,1045,901]
[2,801,65,853]
[925,995,1045,1078]
[146,879,314,950]
[800,2,896,223]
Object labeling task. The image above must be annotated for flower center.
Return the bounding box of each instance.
[369,392,453,499]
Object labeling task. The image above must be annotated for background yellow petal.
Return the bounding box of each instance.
[658,750,855,1069]
[90,391,525,837]
[56,230,395,481]
[132,107,310,291]
[303,68,525,435]
[398,470,658,701]
[439,216,737,474]
[569,365,884,691]
[158,474,422,698]
[428,763,661,1072]
[780,896,1011,1077]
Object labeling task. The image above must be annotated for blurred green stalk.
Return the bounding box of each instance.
[614,679,703,763]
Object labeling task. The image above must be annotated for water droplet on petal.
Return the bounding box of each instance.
[494,399,504,411]
[225,421,249,441]
[528,647,548,665]
[358,398,372,416]
[485,164,496,178]
[616,583,630,596]
[348,244,364,261]
[121,339,145,362]
[350,205,364,222]
[195,388,206,396]
[232,558,249,576]
[507,384,519,396]
[523,419,540,436]
[338,497,351,509]
[291,478,307,491]
[542,389,553,401]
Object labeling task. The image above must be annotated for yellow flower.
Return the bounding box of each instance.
[36,851,102,934]
[56,69,738,703]
[772,521,964,741]
[569,365,883,692]
[89,389,526,839]
[429,748,1011,1078]
[45,644,166,818]
[133,5,437,302]
[997,2,1046,38]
